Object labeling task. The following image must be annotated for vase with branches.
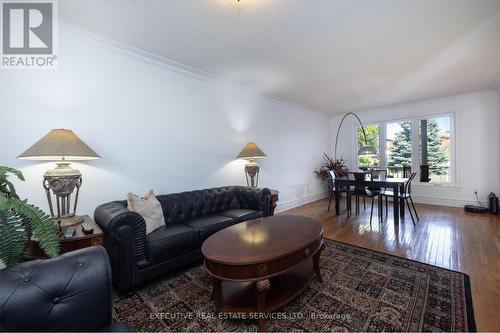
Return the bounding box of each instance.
[0,166,60,267]
[313,153,348,183]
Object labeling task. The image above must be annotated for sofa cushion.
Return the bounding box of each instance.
[186,215,236,241]
[146,224,200,262]
[220,209,262,222]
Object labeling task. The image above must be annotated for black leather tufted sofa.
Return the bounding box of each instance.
[0,246,134,332]
[94,186,272,290]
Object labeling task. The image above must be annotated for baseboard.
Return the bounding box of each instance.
[407,195,488,208]
[275,191,328,213]
[275,191,487,211]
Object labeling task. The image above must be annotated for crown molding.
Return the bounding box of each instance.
[57,22,327,118]
[58,22,217,82]
[349,89,498,115]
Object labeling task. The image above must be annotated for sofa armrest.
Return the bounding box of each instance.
[236,187,272,216]
[94,201,147,290]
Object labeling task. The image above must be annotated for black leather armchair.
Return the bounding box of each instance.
[95,186,272,290]
[0,246,134,332]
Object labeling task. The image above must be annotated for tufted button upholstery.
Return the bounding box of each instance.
[94,186,272,290]
[156,187,244,225]
[0,246,135,332]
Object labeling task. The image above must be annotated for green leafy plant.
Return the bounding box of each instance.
[0,166,60,267]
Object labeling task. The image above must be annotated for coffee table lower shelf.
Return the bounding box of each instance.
[213,258,315,319]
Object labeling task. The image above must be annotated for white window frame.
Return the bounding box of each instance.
[355,112,456,187]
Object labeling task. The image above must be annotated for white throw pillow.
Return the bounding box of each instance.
[127,189,165,235]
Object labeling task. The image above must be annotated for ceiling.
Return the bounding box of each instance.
[59,0,500,113]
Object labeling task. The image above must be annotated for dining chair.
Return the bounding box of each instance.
[381,172,419,225]
[348,171,383,223]
[327,170,352,216]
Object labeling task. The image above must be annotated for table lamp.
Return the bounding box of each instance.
[236,142,266,187]
[18,129,100,227]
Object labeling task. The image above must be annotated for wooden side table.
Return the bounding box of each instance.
[24,215,103,260]
[270,189,279,216]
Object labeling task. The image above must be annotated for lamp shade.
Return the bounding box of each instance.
[17,129,100,161]
[357,145,377,156]
[236,142,267,159]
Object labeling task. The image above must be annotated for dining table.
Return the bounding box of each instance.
[334,176,409,224]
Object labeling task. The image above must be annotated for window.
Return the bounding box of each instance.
[357,124,379,169]
[355,114,454,185]
[387,121,412,178]
[419,117,451,184]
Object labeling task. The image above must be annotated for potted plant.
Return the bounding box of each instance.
[313,153,348,183]
[0,166,60,267]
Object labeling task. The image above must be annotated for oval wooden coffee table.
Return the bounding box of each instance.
[202,215,324,331]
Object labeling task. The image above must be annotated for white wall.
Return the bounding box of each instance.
[332,90,500,207]
[0,29,331,216]
[498,86,500,196]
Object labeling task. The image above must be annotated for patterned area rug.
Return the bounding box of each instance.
[112,239,476,332]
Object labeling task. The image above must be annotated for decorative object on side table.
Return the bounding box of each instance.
[0,166,60,267]
[237,142,267,187]
[18,129,100,227]
[24,215,103,260]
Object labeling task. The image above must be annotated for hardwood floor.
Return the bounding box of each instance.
[279,197,500,331]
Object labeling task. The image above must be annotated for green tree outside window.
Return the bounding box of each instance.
[357,125,380,167]
[388,121,412,167]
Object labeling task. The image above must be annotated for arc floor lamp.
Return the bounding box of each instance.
[334,112,377,160]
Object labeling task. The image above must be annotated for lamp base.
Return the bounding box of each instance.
[56,215,85,228]
[245,160,260,187]
[43,161,83,223]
